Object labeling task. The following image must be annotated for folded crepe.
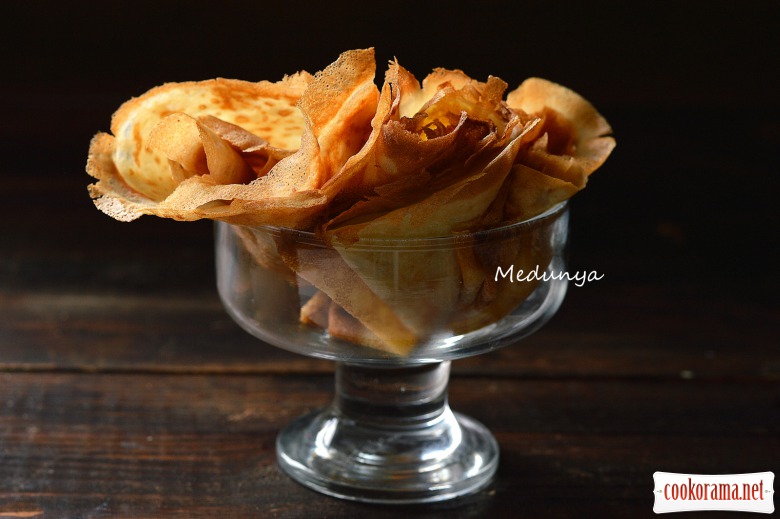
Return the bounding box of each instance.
[88,48,379,228]
[87,48,615,355]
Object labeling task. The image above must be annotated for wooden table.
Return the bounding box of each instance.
[1,101,778,518]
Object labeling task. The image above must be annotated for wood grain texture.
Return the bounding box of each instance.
[1,373,777,518]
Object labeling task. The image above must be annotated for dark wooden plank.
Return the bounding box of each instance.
[1,281,776,381]
[1,372,777,518]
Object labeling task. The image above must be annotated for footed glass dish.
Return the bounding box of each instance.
[215,201,569,504]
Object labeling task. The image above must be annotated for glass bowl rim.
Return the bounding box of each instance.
[224,201,568,249]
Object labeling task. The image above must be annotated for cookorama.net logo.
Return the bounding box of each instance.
[653,472,775,514]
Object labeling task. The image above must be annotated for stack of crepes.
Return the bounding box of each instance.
[87,48,615,355]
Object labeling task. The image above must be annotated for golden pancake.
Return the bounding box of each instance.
[86,49,615,354]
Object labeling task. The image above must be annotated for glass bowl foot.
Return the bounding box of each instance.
[276,362,498,504]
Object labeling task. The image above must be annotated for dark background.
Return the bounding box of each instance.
[1,0,778,294]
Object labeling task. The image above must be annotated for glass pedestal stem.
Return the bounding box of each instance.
[276,361,499,504]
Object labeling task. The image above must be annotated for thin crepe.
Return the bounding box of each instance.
[86,49,615,354]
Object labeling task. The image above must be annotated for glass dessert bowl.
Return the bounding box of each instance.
[215,201,569,504]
